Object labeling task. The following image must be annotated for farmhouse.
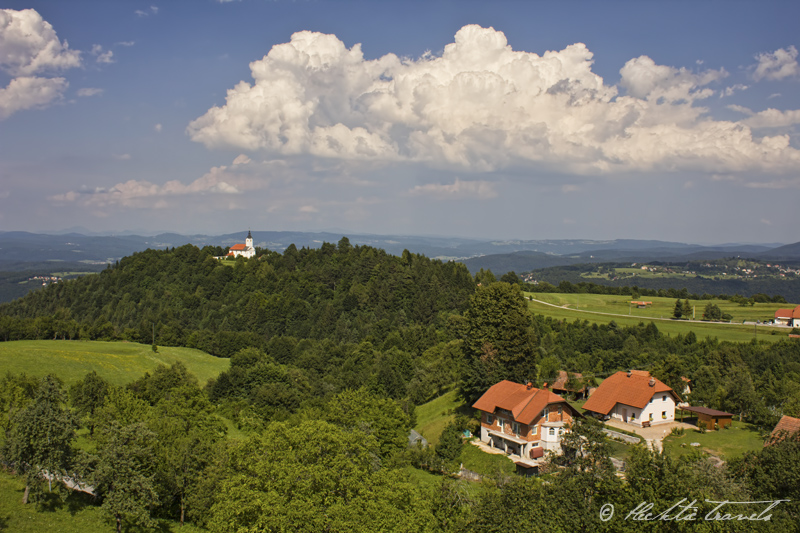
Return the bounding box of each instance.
[582,370,679,427]
[774,305,800,327]
[226,231,256,259]
[473,380,581,466]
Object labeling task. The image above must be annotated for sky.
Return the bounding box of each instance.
[1,1,799,245]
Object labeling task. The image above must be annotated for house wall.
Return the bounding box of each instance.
[478,403,575,457]
[609,392,676,426]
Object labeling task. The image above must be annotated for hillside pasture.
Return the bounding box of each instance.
[525,293,793,343]
[0,340,229,386]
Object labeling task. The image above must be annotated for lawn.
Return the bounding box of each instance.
[525,293,789,343]
[0,340,229,386]
[414,390,465,446]
[460,442,516,477]
[0,471,205,533]
[662,420,765,460]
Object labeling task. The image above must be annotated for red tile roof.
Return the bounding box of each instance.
[582,370,677,415]
[774,305,800,319]
[472,380,573,425]
[767,415,800,445]
[230,243,247,251]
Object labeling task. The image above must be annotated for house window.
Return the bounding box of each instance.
[512,422,520,435]
[498,418,504,429]
[649,413,653,421]
[543,407,549,420]
[486,414,494,425]
[663,395,667,402]
[532,425,538,435]
[631,412,636,420]
[549,428,555,436]
[557,406,562,417]
[662,411,667,419]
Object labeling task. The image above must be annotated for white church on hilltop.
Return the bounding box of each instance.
[226,231,256,259]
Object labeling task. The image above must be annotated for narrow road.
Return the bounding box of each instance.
[527,296,783,329]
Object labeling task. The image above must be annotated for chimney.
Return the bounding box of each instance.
[527,381,533,390]
[627,370,632,378]
[649,377,655,387]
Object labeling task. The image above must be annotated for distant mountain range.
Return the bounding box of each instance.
[0,231,798,275]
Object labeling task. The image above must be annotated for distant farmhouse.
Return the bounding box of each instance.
[223,231,256,259]
[774,305,800,327]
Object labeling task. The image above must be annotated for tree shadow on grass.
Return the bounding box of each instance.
[0,514,9,531]
[66,490,97,516]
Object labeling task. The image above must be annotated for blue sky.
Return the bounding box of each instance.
[1,1,799,244]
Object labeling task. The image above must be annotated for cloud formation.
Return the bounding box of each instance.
[730,105,800,129]
[752,46,798,81]
[408,178,497,199]
[0,9,81,119]
[49,156,285,208]
[188,25,800,176]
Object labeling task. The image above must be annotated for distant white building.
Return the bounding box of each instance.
[226,231,256,259]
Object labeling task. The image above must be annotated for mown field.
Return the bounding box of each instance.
[662,420,765,460]
[0,340,229,386]
[525,292,794,343]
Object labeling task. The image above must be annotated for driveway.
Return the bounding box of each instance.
[604,419,695,451]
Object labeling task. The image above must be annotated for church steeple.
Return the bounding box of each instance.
[245,230,253,250]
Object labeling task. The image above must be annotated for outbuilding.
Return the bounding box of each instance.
[679,405,733,430]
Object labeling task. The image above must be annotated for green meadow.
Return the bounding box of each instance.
[0,340,229,386]
[525,292,794,343]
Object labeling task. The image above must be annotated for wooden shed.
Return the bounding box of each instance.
[680,405,734,430]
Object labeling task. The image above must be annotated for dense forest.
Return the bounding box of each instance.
[1,241,799,530]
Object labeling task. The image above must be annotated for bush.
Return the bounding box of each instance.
[697,420,707,434]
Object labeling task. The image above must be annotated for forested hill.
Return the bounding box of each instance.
[0,239,475,355]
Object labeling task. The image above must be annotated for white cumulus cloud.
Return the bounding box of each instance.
[0,9,80,119]
[188,25,800,176]
[0,76,68,119]
[752,46,798,81]
[730,105,800,128]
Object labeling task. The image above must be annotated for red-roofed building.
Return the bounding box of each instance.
[473,380,581,462]
[225,231,256,259]
[582,370,679,427]
[774,305,800,327]
[766,415,800,446]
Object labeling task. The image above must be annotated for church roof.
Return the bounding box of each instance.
[247,230,252,239]
[230,244,247,251]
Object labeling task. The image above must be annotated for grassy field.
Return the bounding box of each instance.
[525,292,792,343]
[0,471,204,533]
[0,340,229,386]
[414,390,464,446]
[662,420,765,460]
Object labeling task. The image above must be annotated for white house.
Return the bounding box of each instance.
[582,370,680,427]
